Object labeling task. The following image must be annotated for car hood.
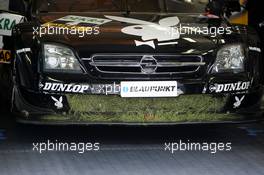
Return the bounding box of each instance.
[29,13,236,56]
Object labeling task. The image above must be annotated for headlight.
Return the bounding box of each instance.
[44,44,82,73]
[211,44,245,73]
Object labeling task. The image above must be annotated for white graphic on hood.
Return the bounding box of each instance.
[233,96,245,108]
[51,96,63,109]
[135,40,155,49]
[105,15,180,49]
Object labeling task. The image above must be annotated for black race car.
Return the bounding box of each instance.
[0,0,263,124]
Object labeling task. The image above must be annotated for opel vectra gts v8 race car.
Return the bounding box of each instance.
[1,0,263,124]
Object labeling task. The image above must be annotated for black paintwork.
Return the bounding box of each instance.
[1,0,263,124]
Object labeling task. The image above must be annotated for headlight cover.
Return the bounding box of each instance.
[211,44,245,73]
[44,44,82,73]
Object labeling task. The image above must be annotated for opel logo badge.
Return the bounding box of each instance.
[140,55,158,74]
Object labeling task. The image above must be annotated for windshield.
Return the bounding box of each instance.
[34,0,207,13]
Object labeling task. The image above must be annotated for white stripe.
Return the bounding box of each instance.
[183,38,196,43]
[249,47,261,53]
[16,48,31,54]
[158,42,178,46]
[0,36,3,49]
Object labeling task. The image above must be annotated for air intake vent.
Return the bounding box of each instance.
[88,54,205,74]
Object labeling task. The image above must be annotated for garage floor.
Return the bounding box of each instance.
[1,108,264,175]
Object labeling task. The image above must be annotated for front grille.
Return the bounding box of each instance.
[82,54,206,79]
[90,55,205,74]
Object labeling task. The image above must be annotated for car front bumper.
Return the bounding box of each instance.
[12,83,263,125]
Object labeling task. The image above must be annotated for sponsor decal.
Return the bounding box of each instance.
[0,13,24,36]
[249,47,261,53]
[121,81,178,97]
[57,15,112,26]
[125,86,176,93]
[43,83,90,93]
[233,95,245,108]
[51,96,63,109]
[41,82,121,95]
[41,81,179,97]
[0,49,11,64]
[209,81,250,93]
[104,15,231,48]
[105,15,180,49]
